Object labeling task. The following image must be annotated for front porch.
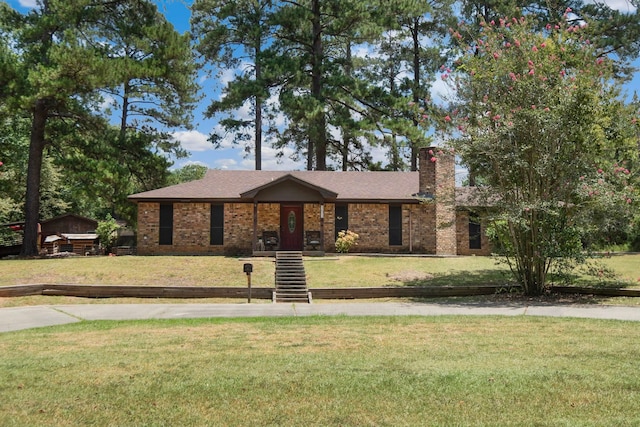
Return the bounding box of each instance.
[246,174,337,254]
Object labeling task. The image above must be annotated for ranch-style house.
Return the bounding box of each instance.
[128,147,491,256]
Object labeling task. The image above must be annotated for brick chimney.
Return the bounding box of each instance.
[419,147,457,255]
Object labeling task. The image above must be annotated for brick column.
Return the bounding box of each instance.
[419,147,457,255]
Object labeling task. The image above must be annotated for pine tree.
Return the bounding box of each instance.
[191,0,275,170]
[1,0,197,256]
[272,0,383,170]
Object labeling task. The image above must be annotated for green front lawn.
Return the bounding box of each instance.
[1,316,638,426]
[0,254,638,307]
[2,253,638,288]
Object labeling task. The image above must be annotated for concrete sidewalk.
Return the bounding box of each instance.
[2,302,640,333]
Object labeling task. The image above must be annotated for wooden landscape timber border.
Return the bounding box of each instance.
[551,286,640,298]
[0,284,638,300]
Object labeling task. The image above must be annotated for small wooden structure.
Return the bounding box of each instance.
[40,214,97,237]
[43,233,99,256]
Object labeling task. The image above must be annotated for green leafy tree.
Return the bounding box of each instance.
[167,164,208,185]
[272,0,384,170]
[96,213,120,253]
[57,125,172,225]
[99,0,198,156]
[191,0,275,170]
[0,116,69,223]
[1,0,197,255]
[354,0,454,172]
[0,116,30,223]
[441,15,638,295]
[396,0,454,170]
[1,0,111,256]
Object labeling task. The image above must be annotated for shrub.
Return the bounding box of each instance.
[335,230,359,253]
[96,214,120,254]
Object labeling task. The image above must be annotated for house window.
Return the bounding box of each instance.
[210,204,224,245]
[335,204,348,239]
[389,205,402,246]
[159,203,173,245]
[469,213,482,250]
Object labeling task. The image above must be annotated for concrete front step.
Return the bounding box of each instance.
[274,251,310,303]
[274,293,311,303]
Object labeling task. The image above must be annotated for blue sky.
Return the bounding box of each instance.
[7,0,640,175]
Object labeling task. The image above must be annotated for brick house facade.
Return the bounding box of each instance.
[129,147,492,256]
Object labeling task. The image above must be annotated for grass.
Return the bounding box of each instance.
[1,253,639,307]
[1,316,639,426]
[2,253,638,289]
[0,256,276,288]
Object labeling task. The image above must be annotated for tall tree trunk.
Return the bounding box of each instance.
[410,18,420,172]
[120,80,130,142]
[21,100,48,257]
[255,47,262,170]
[388,66,401,171]
[255,96,262,170]
[342,40,352,171]
[310,0,326,170]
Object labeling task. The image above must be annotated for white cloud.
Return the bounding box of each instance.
[218,68,236,87]
[352,44,376,59]
[99,95,115,112]
[430,76,455,106]
[266,93,286,127]
[208,124,238,149]
[183,160,209,167]
[213,157,240,170]
[215,60,255,98]
[19,0,38,7]
[368,144,389,166]
[237,100,253,120]
[260,145,305,170]
[599,0,637,12]
[172,130,212,152]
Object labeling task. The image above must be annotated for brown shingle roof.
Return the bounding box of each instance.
[455,186,485,207]
[129,170,421,202]
[128,170,490,206]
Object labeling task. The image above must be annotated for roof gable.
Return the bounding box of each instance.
[41,213,98,226]
[240,174,338,201]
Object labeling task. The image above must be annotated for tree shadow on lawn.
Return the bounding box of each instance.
[390,267,636,290]
[406,293,612,306]
[546,266,638,290]
[389,269,513,288]
[391,268,638,306]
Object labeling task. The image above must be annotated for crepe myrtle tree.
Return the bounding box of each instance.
[431,13,639,295]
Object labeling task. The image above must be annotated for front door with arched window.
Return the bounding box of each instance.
[280,204,303,250]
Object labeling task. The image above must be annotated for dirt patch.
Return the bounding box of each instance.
[387,270,434,282]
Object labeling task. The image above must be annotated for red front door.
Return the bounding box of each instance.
[280,205,303,250]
